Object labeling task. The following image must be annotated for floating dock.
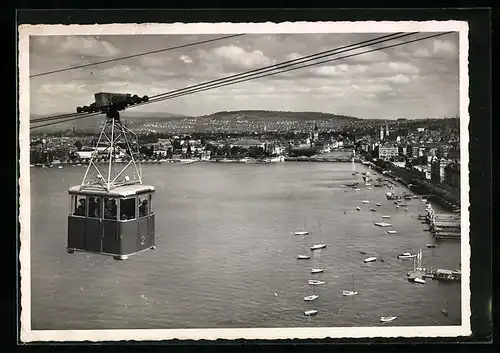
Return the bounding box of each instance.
[406,250,461,282]
[374,222,392,227]
[423,204,461,240]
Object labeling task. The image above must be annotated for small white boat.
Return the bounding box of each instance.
[308,280,326,285]
[342,274,358,296]
[364,257,377,263]
[396,205,400,208]
[294,231,309,235]
[380,316,397,323]
[297,255,310,259]
[362,200,370,204]
[356,206,361,211]
[304,294,319,301]
[310,244,327,250]
[304,310,318,316]
[382,215,391,219]
[398,252,416,259]
[342,290,358,296]
[414,277,426,284]
[376,203,382,206]
[58,166,63,169]
[387,230,397,234]
[311,268,324,274]
[369,208,376,212]
[421,198,427,202]
[354,188,361,191]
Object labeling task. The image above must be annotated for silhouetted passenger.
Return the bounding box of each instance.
[104,199,117,219]
[139,199,149,217]
[74,199,86,216]
[88,197,99,218]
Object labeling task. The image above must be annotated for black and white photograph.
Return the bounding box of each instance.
[19,21,470,341]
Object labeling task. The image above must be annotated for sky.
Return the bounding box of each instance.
[29,32,459,119]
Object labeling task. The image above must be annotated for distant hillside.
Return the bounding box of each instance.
[29,109,362,133]
[200,110,360,121]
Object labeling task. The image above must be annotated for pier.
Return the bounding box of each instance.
[406,250,461,283]
[422,204,461,240]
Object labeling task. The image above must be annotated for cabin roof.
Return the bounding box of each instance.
[68,184,155,197]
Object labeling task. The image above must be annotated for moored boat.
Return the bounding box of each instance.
[397,252,416,259]
[304,294,319,301]
[364,257,377,263]
[380,316,397,323]
[310,244,327,250]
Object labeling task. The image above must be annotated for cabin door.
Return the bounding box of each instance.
[85,218,102,253]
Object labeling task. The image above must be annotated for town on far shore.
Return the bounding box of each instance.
[29,112,460,212]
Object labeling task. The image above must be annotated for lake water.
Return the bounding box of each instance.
[29,162,462,330]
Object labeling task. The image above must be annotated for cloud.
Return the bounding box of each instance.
[384,74,411,84]
[311,64,349,76]
[286,52,303,61]
[207,45,277,69]
[29,33,459,119]
[432,39,457,57]
[179,55,193,64]
[102,65,135,79]
[309,62,419,79]
[32,36,121,58]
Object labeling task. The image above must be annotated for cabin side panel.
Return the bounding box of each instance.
[102,221,120,255]
[119,221,140,255]
[67,216,86,251]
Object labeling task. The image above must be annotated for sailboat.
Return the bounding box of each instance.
[294,218,309,235]
[351,157,357,175]
[304,286,319,301]
[364,165,372,185]
[411,249,426,284]
[342,274,358,296]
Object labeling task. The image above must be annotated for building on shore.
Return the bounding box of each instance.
[444,161,460,187]
[378,145,399,160]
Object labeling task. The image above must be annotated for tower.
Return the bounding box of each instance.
[313,122,319,142]
[380,125,384,141]
[385,124,389,138]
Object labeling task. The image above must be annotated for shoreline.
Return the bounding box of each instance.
[31,157,460,212]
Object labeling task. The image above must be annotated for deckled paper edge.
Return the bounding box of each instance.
[18,20,471,342]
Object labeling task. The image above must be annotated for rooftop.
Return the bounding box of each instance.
[68,183,155,197]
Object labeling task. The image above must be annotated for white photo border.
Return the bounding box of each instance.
[18,20,470,342]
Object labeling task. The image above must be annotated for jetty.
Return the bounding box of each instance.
[406,249,461,282]
[422,204,461,240]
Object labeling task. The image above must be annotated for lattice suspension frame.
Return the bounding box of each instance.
[80,116,143,191]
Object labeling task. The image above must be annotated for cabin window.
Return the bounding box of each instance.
[120,198,136,220]
[72,195,87,217]
[88,196,102,219]
[138,195,149,218]
[103,197,117,220]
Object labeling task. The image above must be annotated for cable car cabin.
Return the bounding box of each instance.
[67,184,155,260]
